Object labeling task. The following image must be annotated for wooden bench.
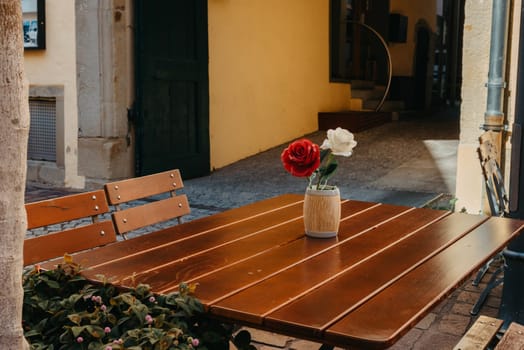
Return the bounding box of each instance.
[24,189,117,266]
[104,169,190,239]
[24,169,190,265]
[454,316,524,350]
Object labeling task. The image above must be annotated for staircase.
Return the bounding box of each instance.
[318,80,403,132]
[350,80,404,112]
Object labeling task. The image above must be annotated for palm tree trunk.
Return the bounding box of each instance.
[0,0,30,349]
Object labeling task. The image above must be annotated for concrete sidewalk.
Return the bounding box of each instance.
[26,108,502,349]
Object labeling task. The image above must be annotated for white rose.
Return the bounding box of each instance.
[320,127,357,157]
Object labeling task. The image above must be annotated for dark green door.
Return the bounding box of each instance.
[135,0,209,178]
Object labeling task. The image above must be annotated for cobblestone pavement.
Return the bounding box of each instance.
[25,108,502,349]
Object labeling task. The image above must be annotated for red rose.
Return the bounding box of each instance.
[281,139,320,177]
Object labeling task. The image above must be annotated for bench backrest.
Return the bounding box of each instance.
[104,169,190,238]
[24,189,117,266]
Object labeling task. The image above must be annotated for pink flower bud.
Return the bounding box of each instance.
[77,336,84,343]
[145,314,153,324]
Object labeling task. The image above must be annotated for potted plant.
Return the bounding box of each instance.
[281,127,357,238]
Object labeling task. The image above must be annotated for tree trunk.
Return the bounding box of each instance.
[0,0,30,349]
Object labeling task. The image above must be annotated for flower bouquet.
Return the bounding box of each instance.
[281,127,357,237]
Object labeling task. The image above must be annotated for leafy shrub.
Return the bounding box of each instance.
[22,259,239,350]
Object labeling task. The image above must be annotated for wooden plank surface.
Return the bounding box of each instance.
[104,169,184,204]
[453,315,502,350]
[111,194,190,234]
[24,221,116,266]
[495,321,524,349]
[82,200,305,284]
[324,216,524,348]
[182,200,381,299]
[41,194,302,270]
[26,190,109,228]
[263,213,487,337]
[63,194,524,349]
[212,209,458,326]
[122,202,414,293]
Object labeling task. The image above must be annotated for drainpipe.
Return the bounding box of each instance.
[498,0,524,329]
[482,0,510,137]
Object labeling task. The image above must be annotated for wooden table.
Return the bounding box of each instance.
[42,194,524,349]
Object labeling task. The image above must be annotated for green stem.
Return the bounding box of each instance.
[316,152,334,190]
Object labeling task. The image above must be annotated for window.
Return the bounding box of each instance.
[22,0,46,50]
[28,97,56,162]
[330,0,391,85]
[330,0,352,81]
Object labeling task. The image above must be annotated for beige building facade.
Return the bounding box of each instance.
[456,0,522,214]
[23,0,523,216]
[25,0,85,188]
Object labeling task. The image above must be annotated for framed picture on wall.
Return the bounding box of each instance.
[22,0,45,50]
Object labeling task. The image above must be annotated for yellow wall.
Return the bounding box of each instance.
[208,0,352,170]
[389,0,437,76]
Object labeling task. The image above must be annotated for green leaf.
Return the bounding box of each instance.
[320,148,330,162]
[116,293,138,306]
[320,160,338,182]
[43,279,61,289]
[85,325,105,338]
[71,326,86,337]
[116,316,131,326]
[58,328,73,343]
[24,329,41,337]
[67,314,82,325]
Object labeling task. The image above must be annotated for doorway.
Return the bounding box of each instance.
[135,0,210,178]
[414,25,430,110]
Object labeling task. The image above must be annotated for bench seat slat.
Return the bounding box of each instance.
[454,316,503,350]
[495,321,524,349]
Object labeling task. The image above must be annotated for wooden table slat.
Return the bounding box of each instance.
[263,213,487,337]
[159,200,379,294]
[210,207,450,325]
[93,200,380,290]
[63,194,524,350]
[324,217,524,349]
[81,200,305,282]
[41,193,303,270]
